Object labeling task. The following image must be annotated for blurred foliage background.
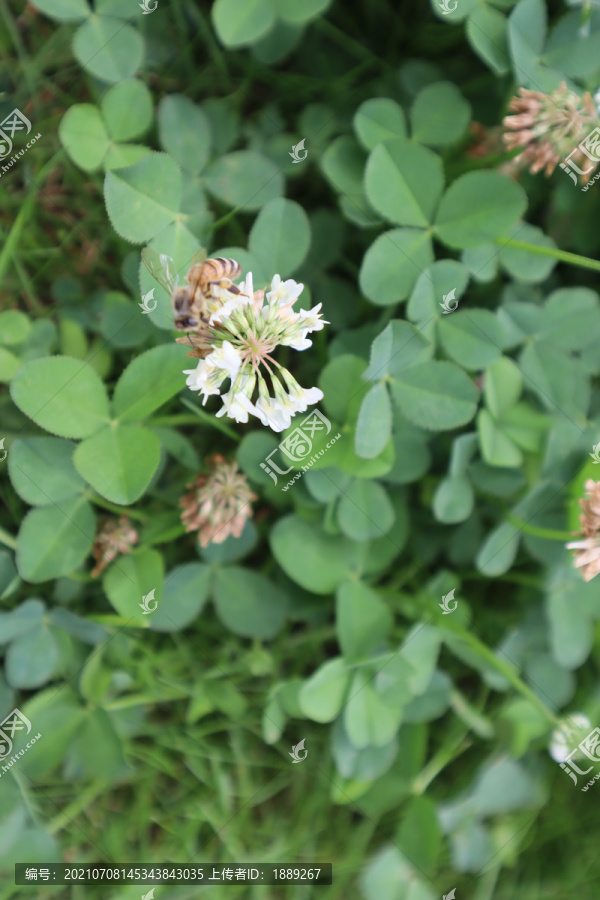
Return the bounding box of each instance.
[1,0,600,898]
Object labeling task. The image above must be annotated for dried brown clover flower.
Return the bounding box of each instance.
[503,81,599,182]
[91,515,138,578]
[566,479,600,582]
[179,454,257,548]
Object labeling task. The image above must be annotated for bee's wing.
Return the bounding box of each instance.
[142,248,179,294]
[187,249,207,269]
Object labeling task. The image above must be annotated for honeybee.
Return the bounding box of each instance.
[142,248,242,335]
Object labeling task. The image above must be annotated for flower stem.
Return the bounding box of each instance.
[0,527,17,550]
[505,512,573,540]
[180,397,241,441]
[86,494,149,522]
[494,237,600,273]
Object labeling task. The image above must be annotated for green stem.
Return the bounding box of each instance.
[85,493,149,522]
[148,414,210,427]
[47,781,108,835]
[180,397,241,441]
[452,628,560,726]
[0,527,17,550]
[495,237,600,273]
[412,731,474,794]
[505,512,573,541]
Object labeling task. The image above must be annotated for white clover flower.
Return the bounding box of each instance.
[182,271,327,431]
[549,713,592,762]
[216,388,257,424]
[205,340,242,381]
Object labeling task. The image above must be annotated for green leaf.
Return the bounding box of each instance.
[407,259,470,323]
[211,0,276,47]
[276,0,332,24]
[364,320,432,381]
[336,581,393,659]
[64,708,129,781]
[73,16,143,83]
[103,143,150,170]
[103,547,164,624]
[0,599,44,645]
[0,348,19,382]
[359,228,434,305]
[74,424,161,505]
[319,353,367,423]
[410,81,471,146]
[477,409,523,467]
[5,623,60,689]
[158,94,211,174]
[299,657,350,722]
[101,79,153,141]
[248,197,311,276]
[434,171,527,249]
[11,356,110,438]
[437,308,504,370]
[344,669,403,749]
[498,223,558,283]
[519,342,587,417]
[27,0,90,21]
[391,361,478,431]
[8,438,84,506]
[58,104,109,172]
[99,291,152,349]
[16,498,95,583]
[400,625,441,694]
[337,480,395,541]
[320,136,374,225]
[396,796,441,875]
[113,344,188,421]
[364,139,444,227]
[104,152,182,244]
[355,383,392,459]
[484,356,522,419]
[270,515,355,594]
[353,98,407,151]
[476,521,521,576]
[150,426,199,471]
[0,310,31,345]
[467,6,510,75]
[150,564,210,632]
[204,150,283,211]
[538,288,600,351]
[432,474,474,523]
[214,567,288,639]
